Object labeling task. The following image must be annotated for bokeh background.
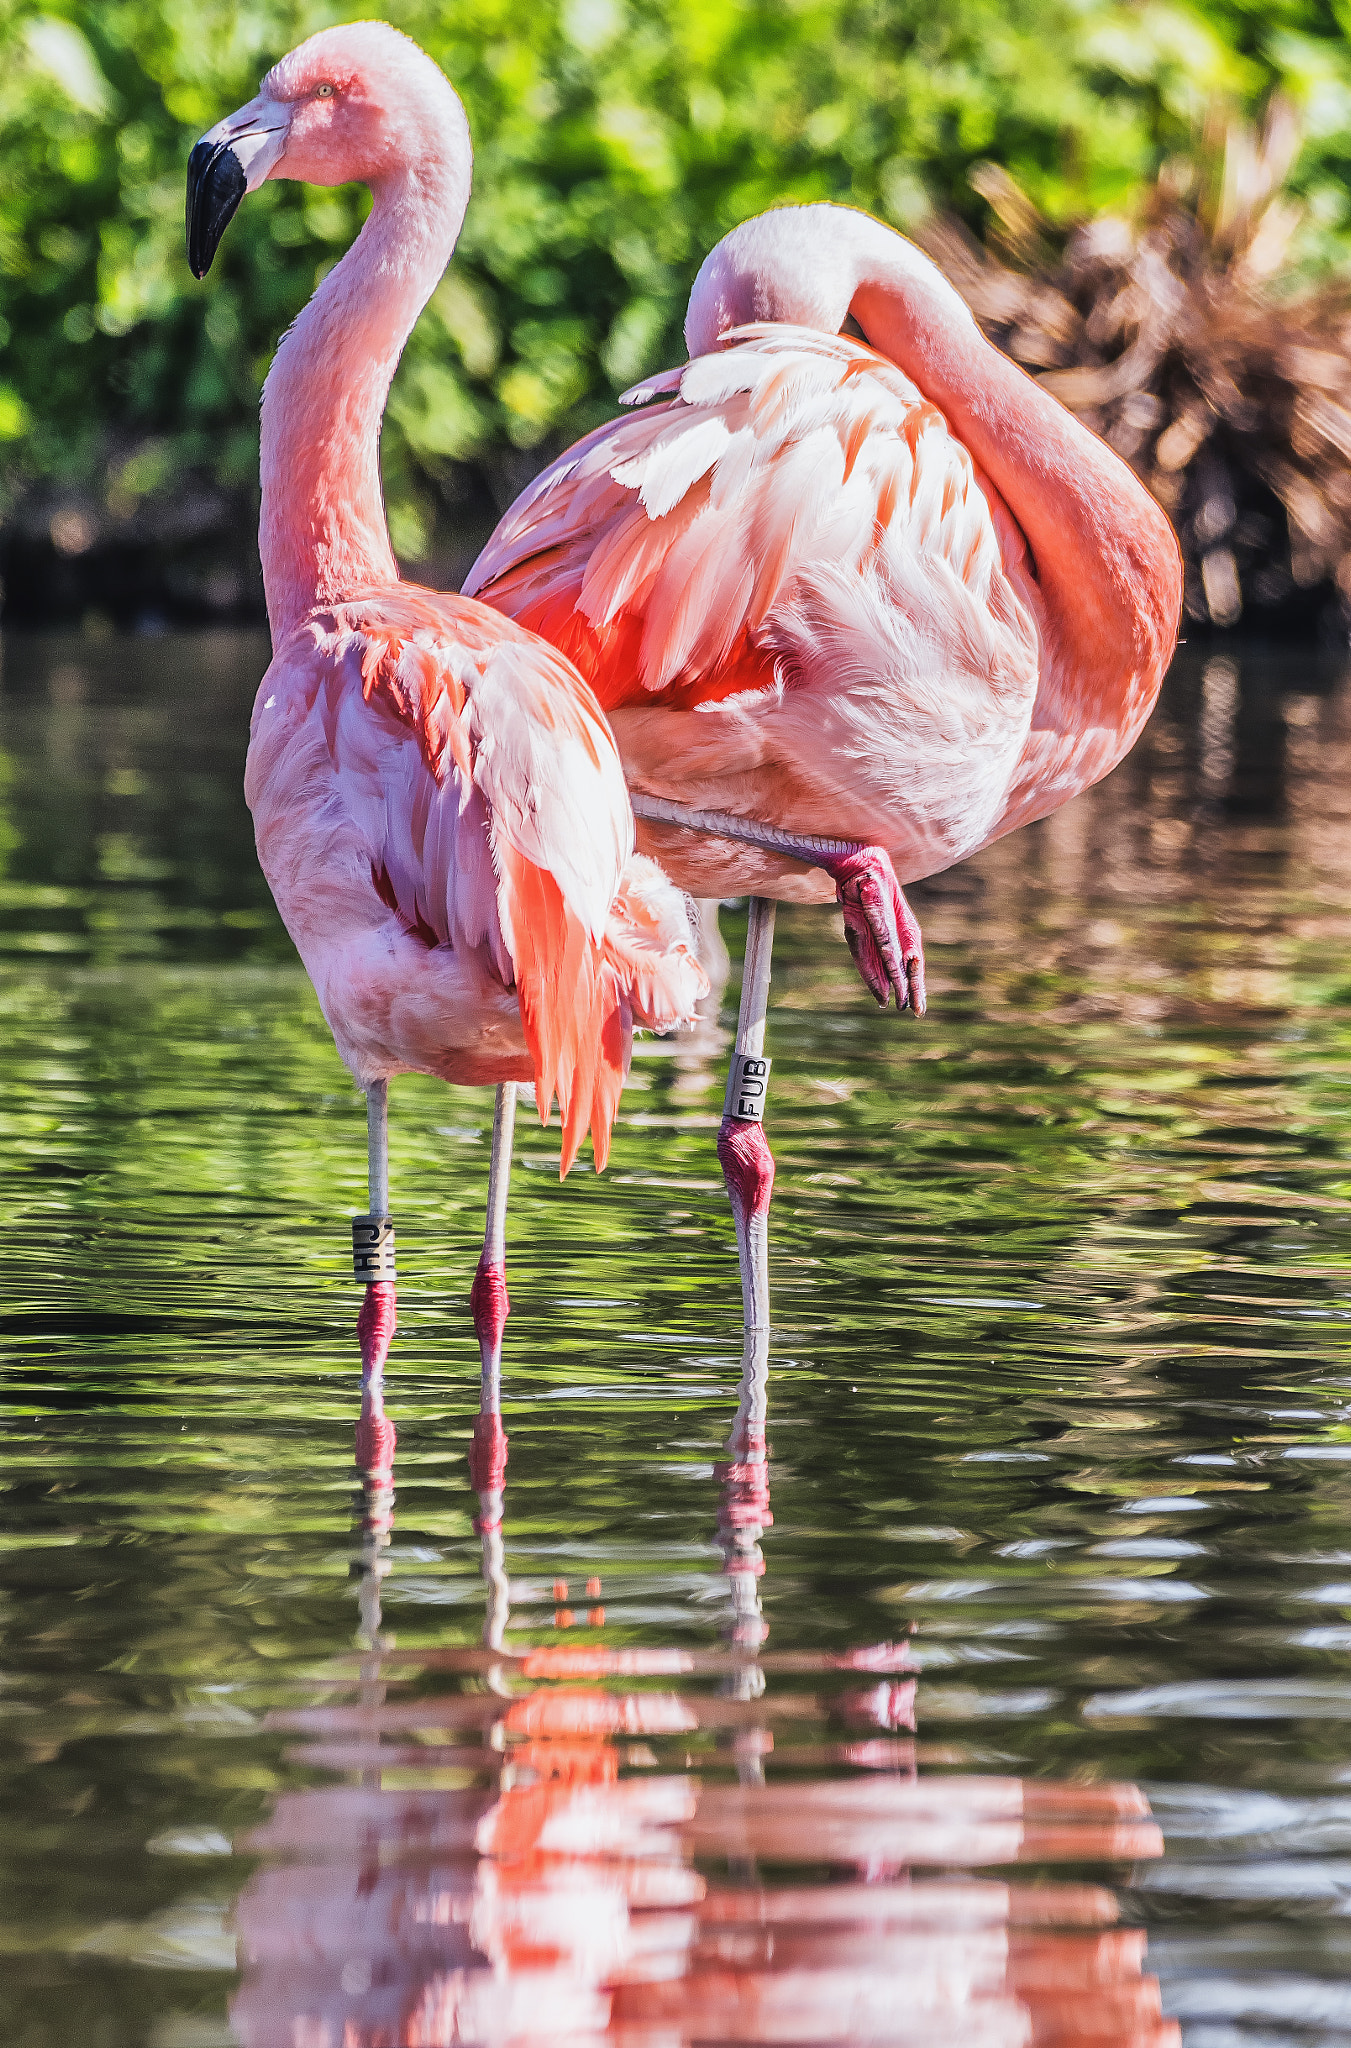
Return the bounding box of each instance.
[4,0,1351,632]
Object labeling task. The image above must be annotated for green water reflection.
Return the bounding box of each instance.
[2,629,1351,2044]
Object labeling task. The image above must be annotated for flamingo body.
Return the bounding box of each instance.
[248,584,703,1164]
[469,325,1040,897]
[467,207,1182,905]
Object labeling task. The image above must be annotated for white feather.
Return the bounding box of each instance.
[611,414,732,521]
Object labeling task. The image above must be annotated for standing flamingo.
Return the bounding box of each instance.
[466,204,1183,1326]
[185,23,706,1398]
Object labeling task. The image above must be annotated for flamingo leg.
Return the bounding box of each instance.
[719,897,777,1335]
[467,1080,516,1457]
[630,796,926,1016]
[468,1087,513,1591]
[353,1077,398,1382]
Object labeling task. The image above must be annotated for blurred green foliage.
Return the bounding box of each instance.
[3,0,1351,557]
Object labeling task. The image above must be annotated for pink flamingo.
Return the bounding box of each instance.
[185,23,705,1389]
[466,205,1183,1327]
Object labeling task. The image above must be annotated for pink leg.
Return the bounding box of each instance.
[469,1086,517,1649]
[470,1258,510,1383]
[721,897,777,1333]
[471,1083,517,1391]
[353,1078,398,1377]
[352,1082,397,1623]
[357,1280,397,1379]
[718,1117,774,1331]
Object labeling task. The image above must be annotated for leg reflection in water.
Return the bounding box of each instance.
[229,1343,1179,2048]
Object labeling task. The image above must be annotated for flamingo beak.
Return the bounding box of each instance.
[187,99,286,278]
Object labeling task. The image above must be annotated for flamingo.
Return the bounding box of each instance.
[184,23,706,1394]
[465,204,1183,1330]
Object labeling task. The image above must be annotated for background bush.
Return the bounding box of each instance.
[3,0,1351,591]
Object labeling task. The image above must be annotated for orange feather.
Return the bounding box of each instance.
[496,838,631,1176]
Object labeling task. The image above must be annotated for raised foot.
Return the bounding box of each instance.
[826,846,926,1015]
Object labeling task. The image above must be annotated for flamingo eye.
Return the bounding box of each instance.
[314,82,335,98]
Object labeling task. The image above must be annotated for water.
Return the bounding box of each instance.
[3,628,1351,2047]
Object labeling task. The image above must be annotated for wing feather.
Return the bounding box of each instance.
[638,499,758,688]
[578,484,709,633]
[611,413,732,519]
[468,325,1027,718]
[619,362,687,407]
[323,587,668,1171]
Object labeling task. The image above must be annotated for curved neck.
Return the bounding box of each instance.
[851,260,1181,730]
[259,156,468,640]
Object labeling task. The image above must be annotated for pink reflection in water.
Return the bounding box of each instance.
[227,1344,1175,2048]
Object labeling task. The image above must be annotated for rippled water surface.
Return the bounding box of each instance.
[4,629,1351,2048]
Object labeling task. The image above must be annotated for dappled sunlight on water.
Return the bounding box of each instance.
[2,630,1351,2044]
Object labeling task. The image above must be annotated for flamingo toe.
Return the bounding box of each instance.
[829,847,926,1015]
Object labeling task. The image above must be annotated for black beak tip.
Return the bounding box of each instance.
[186,138,247,280]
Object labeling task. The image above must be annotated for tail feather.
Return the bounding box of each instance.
[560,952,603,1176]
[590,993,629,1173]
[495,841,706,1177]
[495,847,564,1151]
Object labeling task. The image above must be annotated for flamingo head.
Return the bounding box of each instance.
[187,21,470,278]
[683,203,975,359]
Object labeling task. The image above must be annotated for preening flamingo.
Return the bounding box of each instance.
[185,23,706,1395]
[467,204,1183,1328]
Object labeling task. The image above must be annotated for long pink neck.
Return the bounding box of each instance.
[259,155,468,641]
[851,262,1181,736]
